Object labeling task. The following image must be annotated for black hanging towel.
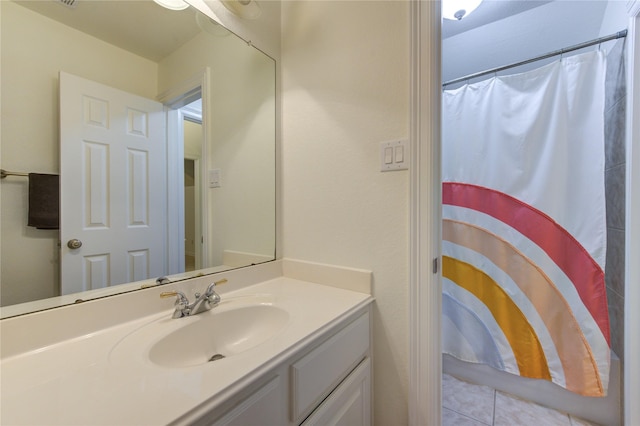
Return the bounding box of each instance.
[28,173,59,230]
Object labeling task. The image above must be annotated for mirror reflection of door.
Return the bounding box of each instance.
[181,101,204,272]
[59,72,167,294]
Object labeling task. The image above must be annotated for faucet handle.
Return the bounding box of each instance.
[160,291,191,318]
[160,290,189,302]
[205,278,227,295]
[160,290,181,299]
[202,278,227,308]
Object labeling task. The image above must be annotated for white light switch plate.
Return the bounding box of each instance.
[208,169,221,188]
[380,140,409,171]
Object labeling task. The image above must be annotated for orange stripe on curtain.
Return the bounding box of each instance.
[442,255,551,381]
[443,219,604,396]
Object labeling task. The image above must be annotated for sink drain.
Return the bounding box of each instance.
[208,354,226,362]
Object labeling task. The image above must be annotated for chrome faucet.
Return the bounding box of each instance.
[160,279,227,319]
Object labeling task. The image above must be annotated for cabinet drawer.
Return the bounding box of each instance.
[291,312,370,422]
[210,375,286,426]
[301,357,371,426]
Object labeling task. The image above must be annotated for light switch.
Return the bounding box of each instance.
[208,169,221,188]
[395,146,404,163]
[384,147,394,164]
[380,139,409,171]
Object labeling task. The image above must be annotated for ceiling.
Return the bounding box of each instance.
[443,0,553,39]
[16,0,592,61]
[441,0,614,83]
[14,0,208,62]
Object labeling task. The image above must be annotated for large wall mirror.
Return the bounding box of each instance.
[0,0,276,318]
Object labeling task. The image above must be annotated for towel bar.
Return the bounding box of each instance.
[1,169,29,179]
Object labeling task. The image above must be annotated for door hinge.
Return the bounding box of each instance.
[432,257,439,274]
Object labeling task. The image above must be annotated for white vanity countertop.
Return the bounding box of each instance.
[0,277,372,425]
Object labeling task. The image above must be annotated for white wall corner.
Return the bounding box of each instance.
[628,0,640,17]
[281,259,371,295]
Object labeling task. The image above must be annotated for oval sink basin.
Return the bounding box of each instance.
[148,305,289,368]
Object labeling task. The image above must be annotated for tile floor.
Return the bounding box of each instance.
[442,374,596,426]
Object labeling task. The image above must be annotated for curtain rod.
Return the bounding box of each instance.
[443,29,627,87]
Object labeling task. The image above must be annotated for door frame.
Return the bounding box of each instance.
[408,1,442,425]
[409,2,640,425]
[158,68,211,275]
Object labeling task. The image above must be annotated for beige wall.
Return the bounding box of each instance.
[0,1,157,306]
[281,1,410,424]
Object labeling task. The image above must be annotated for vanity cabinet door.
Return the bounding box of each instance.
[301,357,371,426]
[291,312,370,423]
[209,375,287,426]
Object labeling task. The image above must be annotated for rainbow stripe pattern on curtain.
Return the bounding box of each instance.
[442,51,610,397]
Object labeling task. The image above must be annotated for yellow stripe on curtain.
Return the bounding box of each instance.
[442,255,552,381]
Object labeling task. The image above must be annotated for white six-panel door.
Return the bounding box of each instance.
[59,72,167,295]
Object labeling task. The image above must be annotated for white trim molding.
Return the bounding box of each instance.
[409,1,442,425]
[625,2,639,426]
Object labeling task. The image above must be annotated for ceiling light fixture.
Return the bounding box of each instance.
[442,0,483,21]
[152,0,189,11]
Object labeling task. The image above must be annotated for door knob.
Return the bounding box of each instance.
[67,239,83,249]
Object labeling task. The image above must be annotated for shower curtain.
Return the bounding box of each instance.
[442,51,610,397]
